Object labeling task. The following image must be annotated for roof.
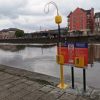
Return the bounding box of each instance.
[0,28,22,32]
[95,12,100,18]
[67,12,72,18]
[67,8,93,18]
[85,10,91,14]
[80,8,93,15]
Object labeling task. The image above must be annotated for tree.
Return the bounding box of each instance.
[15,30,24,37]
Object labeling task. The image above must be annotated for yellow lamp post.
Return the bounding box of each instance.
[44,1,68,89]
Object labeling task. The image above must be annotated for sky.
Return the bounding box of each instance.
[0,0,100,32]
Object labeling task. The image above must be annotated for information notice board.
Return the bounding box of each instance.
[57,42,88,67]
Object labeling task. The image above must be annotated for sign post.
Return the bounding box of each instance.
[56,54,68,89]
[54,3,68,89]
[68,43,75,89]
[83,68,86,92]
[57,42,88,91]
[58,64,68,89]
[71,66,75,89]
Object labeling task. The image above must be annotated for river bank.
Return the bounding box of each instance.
[0,65,100,100]
[0,35,100,44]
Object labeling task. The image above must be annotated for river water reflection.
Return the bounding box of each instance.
[0,43,100,89]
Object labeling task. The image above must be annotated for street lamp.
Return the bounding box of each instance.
[44,1,68,89]
[44,1,62,45]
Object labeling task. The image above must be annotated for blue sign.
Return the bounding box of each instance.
[61,42,88,48]
[75,43,88,48]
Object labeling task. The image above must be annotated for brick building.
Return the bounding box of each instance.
[95,12,100,34]
[68,8,94,35]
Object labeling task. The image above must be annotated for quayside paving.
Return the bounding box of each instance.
[0,65,100,100]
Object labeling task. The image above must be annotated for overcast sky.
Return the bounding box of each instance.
[0,0,100,32]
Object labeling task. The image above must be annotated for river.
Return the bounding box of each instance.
[0,43,100,89]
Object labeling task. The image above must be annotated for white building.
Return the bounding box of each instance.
[0,31,16,39]
[0,28,19,39]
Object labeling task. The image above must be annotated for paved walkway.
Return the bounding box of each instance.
[0,65,100,100]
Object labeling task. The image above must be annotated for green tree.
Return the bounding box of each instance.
[66,27,69,31]
[64,27,69,34]
[15,30,24,37]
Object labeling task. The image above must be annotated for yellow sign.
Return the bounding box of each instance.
[56,55,64,65]
[55,15,62,24]
[75,57,85,68]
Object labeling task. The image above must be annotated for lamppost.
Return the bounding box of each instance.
[44,1,62,45]
[44,1,68,89]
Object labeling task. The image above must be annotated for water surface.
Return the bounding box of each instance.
[0,43,100,89]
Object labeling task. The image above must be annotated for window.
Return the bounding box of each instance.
[95,18,98,23]
[87,14,90,18]
[80,24,83,29]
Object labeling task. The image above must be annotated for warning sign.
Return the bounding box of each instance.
[57,42,88,67]
[75,43,88,67]
[68,43,75,64]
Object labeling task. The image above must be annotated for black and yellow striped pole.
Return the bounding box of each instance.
[44,1,68,89]
[55,15,68,89]
[54,4,68,89]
